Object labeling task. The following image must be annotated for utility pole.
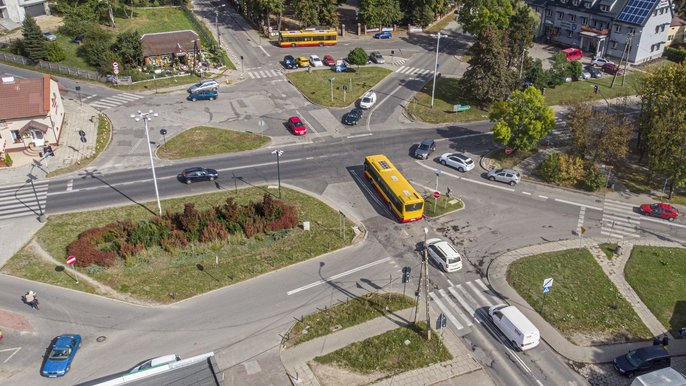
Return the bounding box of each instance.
[620,32,633,87]
[430,32,443,108]
[611,31,632,88]
[423,227,431,340]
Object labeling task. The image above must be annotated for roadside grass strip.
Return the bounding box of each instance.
[157,126,270,159]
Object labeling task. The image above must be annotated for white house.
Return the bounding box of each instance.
[0,0,49,28]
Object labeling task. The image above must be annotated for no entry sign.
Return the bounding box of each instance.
[433,191,440,199]
[66,255,76,265]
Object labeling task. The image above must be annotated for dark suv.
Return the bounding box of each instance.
[177,167,219,184]
[614,346,671,377]
[283,55,297,69]
[414,139,436,159]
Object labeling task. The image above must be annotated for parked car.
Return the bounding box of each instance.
[592,56,614,67]
[439,153,475,172]
[309,54,324,67]
[562,47,583,61]
[43,32,57,41]
[187,79,218,93]
[370,51,385,64]
[283,55,298,69]
[487,168,521,185]
[41,335,81,378]
[374,31,392,39]
[288,116,307,135]
[130,354,180,374]
[425,238,462,272]
[640,203,679,221]
[602,62,624,75]
[187,89,218,101]
[343,108,363,125]
[578,69,591,80]
[297,56,310,67]
[584,65,602,78]
[334,59,348,72]
[72,34,85,44]
[322,55,335,66]
[414,139,436,160]
[177,167,219,184]
[359,91,377,109]
[614,346,671,377]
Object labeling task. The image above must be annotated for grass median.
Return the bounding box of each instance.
[156,126,270,159]
[286,67,391,108]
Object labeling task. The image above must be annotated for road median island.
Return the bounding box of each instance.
[286,67,391,108]
[156,126,270,159]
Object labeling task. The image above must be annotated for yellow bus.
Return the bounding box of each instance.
[278,28,337,48]
[363,154,424,223]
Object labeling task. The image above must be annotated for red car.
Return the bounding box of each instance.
[601,63,624,75]
[322,55,335,66]
[640,203,679,221]
[288,116,307,136]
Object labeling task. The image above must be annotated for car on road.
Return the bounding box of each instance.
[283,55,297,69]
[584,65,602,78]
[309,54,324,67]
[359,91,377,109]
[41,335,81,378]
[177,167,219,184]
[602,62,624,75]
[592,56,614,67]
[288,116,307,135]
[370,51,385,64]
[187,89,218,101]
[322,55,336,66]
[343,108,363,125]
[187,79,218,93]
[297,56,310,67]
[614,346,671,377]
[439,153,475,172]
[640,203,679,221]
[414,139,436,160]
[43,32,57,41]
[374,31,392,39]
[487,168,521,185]
[425,238,462,272]
[130,354,180,374]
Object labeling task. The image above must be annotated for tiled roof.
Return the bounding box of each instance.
[0,74,50,120]
[140,30,200,57]
[672,16,686,27]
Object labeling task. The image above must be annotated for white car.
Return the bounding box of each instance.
[309,55,324,67]
[592,57,614,67]
[425,238,462,272]
[359,91,377,109]
[439,153,474,172]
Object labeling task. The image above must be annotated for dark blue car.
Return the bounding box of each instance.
[283,55,298,69]
[374,31,392,39]
[41,335,81,378]
[187,90,218,102]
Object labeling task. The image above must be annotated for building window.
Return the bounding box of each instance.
[668,34,674,41]
[570,14,576,21]
[573,0,579,5]
[584,1,591,8]
[545,9,553,17]
[581,16,588,24]
[600,5,609,11]
[628,27,634,34]
[11,130,20,143]
[614,24,621,32]
[557,11,564,19]
[567,29,574,37]
[611,40,617,49]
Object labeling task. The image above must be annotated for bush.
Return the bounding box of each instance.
[579,164,607,191]
[45,41,65,62]
[347,47,368,65]
[664,47,686,63]
[4,152,13,166]
[539,152,585,186]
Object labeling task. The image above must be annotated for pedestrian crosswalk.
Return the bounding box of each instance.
[429,278,503,336]
[0,182,49,220]
[601,199,641,238]
[395,66,433,77]
[246,69,283,79]
[388,57,407,66]
[89,93,145,110]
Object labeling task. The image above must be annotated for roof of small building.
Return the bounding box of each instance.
[0,74,52,120]
[672,16,686,27]
[140,30,200,57]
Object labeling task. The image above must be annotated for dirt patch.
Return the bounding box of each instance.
[0,309,33,332]
[1,15,64,39]
[309,361,388,386]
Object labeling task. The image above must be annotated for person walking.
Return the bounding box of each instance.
[24,290,39,310]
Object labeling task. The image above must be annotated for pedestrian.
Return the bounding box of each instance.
[662,333,669,349]
[24,290,38,309]
[680,327,686,338]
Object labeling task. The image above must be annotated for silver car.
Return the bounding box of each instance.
[414,139,436,159]
[487,168,521,185]
[370,51,385,64]
[439,153,474,172]
[187,79,219,93]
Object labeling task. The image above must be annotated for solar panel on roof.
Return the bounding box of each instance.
[617,0,657,25]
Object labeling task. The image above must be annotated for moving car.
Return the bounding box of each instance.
[602,62,624,75]
[592,56,614,67]
[297,56,310,67]
[322,55,335,66]
[359,91,377,109]
[439,153,474,172]
[343,108,363,125]
[614,346,671,377]
[288,116,307,135]
[489,305,540,351]
[187,79,219,93]
[41,335,81,378]
[640,203,679,221]
[43,32,57,41]
[177,167,219,184]
[309,55,324,67]
[283,55,297,69]
[374,31,392,39]
[130,354,180,374]
[425,238,462,272]
[414,139,436,160]
[187,89,218,101]
[487,168,521,185]
[370,51,385,64]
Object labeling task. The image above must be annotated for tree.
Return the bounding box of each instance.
[458,0,514,36]
[112,30,143,67]
[258,0,284,31]
[318,0,340,27]
[21,15,47,62]
[46,42,66,62]
[548,52,572,85]
[293,0,320,26]
[523,58,551,88]
[489,86,555,151]
[360,0,403,27]
[567,101,632,163]
[506,1,539,69]
[58,1,99,36]
[79,26,114,71]
[347,47,368,65]
[461,26,514,106]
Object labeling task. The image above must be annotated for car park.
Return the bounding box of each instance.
[584,65,602,78]
[187,89,218,101]
[592,56,614,67]
[130,354,180,374]
[322,55,335,66]
[43,32,57,41]
[288,116,307,135]
[414,139,436,160]
[487,168,520,185]
[309,54,324,67]
[374,31,392,39]
[614,346,671,377]
[177,167,219,184]
[41,335,81,378]
[343,108,363,125]
[370,51,385,64]
[187,79,218,93]
[425,238,462,272]
[297,56,310,67]
[359,91,377,109]
[640,203,679,221]
[439,153,474,172]
[283,55,297,69]
[602,62,624,75]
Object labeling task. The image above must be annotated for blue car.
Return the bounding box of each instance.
[374,31,392,39]
[187,90,218,101]
[41,335,81,378]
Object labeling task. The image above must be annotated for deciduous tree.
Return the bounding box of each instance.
[112,30,143,67]
[506,2,538,69]
[360,0,403,27]
[567,101,631,164]
[489,86,555,151]
[458,0,514,36]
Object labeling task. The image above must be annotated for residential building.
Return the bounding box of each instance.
[0,0,49,28]
[666,15,686,46]
[525,0,674,64]
[140,30,201,68]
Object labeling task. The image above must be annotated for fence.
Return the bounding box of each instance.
[0,51,104,82]
[180,4,226,66]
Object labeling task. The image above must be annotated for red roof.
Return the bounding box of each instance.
[0,74,51,120]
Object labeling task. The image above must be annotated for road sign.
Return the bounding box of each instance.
[160,128,167,136]
[112,61,119,75]
[580,226,586,234]
[543,277,554,293]
[433,191,440,199]
[66,255,76,265]
[505,147,513,154]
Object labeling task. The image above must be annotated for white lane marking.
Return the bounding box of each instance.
[366,83,404,131]
[434,132,492,142]
[347,133,373,139]
[296,110,320,138]
[259,45,270,57]
[553,198,602,211]
[286,257,392,295]
[538,195,548,200]
[248,72,255,79]
[267,141,313,149]
[0,347,21,363]
[439,288,472,327]
[430,293,464,329]
[577,207,585,233]
[446,279,454,287]
[66,179,73,192]
[416,161,516,192]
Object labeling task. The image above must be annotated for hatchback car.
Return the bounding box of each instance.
[283,55,297,69]
[370,51,385,64]
[592,56,614,67]
[439,153,475,172]
[309,55,324,67]
[602,62,624,75]
[344,108,363,125]
[322,55,335,66]
[297,56,310,67]
[374,31,392,39]
[187,89,218,101]
[43,32,57,41]
[425,238,462,272]
[177,167,219,184]
[187,79,219,93]
[359,91,377,109]
[288,116,307,135]
[487,168,521,185]
[584,65,602,78]
[414,139,436,160]
[334,60,348,72]
[640,203,679,221]
[614,346,671,377]
[41,335,81,378]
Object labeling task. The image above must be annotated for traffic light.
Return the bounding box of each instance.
[401,266,411,283]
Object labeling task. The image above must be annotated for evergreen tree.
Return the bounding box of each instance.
[461,26,514,106]
[506,1,539,69]
[21,15,47,62]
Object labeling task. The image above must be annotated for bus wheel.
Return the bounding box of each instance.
[319,42,324,47]
[291,43,296,48]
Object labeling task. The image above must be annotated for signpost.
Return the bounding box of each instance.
[66,255,79,284]
[541,277,553,313]
[505,146,513,155]
[160,128,168,145]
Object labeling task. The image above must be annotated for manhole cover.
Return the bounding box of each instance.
[96,336,107,343]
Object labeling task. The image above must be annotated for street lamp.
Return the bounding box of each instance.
[433,168,441,214]
[131,110,162,216]
[214,4,227,47]
[329,77,336,102]
[423,227,431,340]
[430,32,444,109]
[272,149,283,198]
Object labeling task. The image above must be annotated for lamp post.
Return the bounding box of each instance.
[272,149,283,198]
[329,77,336,102]
[131,110,162,216]
[214,4,227,47]
[430,32,444,109]
[423,227,431,340]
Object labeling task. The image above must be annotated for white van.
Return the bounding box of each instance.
[488,304,540,351]
[631,367,686,386]
[129,354,180,373]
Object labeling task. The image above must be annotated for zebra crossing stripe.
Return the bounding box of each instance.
[466,280,493,306]
[248,72,255,79]
[103,95,137,103]
[448,285,478,318]
[474,278,494,297]
[119,93,143,100]
[603,212,640,224]
[430,292,464,329]
[439,289,473,327]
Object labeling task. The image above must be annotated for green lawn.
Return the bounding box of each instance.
[542,72,643,106]
[157,126,270,159]
[115,7,198,36]
[423,195,463,218]
[488,148,536,169]
[625,246,686,336]
[411,77,491,123]
[507,248,651,344]
[55,36,97,72]
[286,67,391,107]
[48,115,111,177]
[599,243,618,259]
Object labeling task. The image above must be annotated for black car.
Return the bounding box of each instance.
[283,55,297,69]
[343,108,363,125]
[584,65,602,78]
[177,167,219,184]
[614,346,671,377]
